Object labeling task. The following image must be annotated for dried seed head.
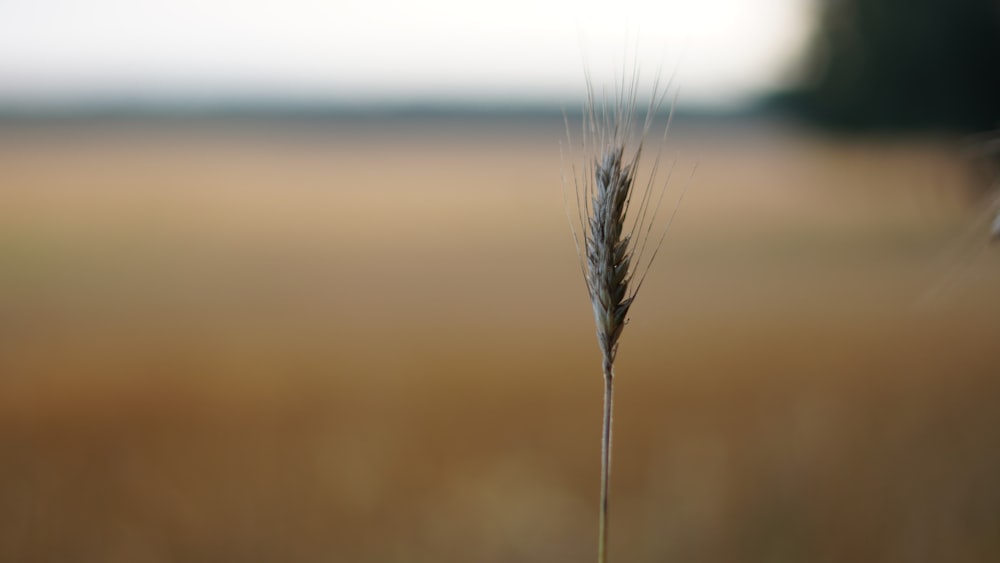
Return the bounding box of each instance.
[564,69,687,370]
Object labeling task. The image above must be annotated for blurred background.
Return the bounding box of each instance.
[2,1,1000,562]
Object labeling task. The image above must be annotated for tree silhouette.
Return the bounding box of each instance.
[782,0,1000,132]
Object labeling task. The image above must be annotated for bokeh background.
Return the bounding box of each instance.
[2,1,1000,562]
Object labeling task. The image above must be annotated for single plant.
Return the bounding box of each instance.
[564,69,688,563]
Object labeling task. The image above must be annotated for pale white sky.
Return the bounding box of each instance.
[0,0,814,108]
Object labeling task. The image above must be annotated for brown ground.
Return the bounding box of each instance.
[1,117,998,562]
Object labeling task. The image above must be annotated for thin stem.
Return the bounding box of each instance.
[598,358,614,563]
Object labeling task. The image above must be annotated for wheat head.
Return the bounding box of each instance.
[566,69,684,374]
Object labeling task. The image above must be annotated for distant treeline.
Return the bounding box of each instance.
[772,0,1000,133]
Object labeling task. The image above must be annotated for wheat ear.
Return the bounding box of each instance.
[564,68,687,563]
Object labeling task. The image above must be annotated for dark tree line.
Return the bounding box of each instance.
[776,0,1000,133]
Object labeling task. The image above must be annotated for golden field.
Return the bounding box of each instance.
[1,117,999,562]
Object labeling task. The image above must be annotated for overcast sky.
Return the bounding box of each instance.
[0,0,814,108]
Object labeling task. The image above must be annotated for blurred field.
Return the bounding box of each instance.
[1,116,999,563]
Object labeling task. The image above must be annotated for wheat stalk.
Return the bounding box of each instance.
[564,67,688,563]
